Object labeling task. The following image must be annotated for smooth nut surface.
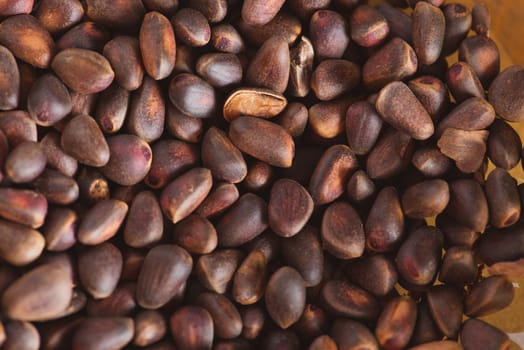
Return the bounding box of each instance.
[52,48,114,94]
[229,117,294,168]
[2,264,72,321]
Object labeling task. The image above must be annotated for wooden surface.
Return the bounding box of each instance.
[442,1,524,347]
[367,0,524,347]
[471,3,524,348]
[481,0,524,65]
